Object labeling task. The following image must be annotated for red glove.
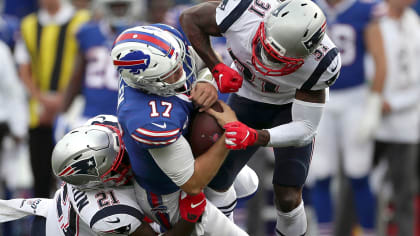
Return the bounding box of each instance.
[223,121,258,150]
[179,191,206,223]
[211,63,243,93]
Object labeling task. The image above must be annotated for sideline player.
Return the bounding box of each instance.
[180,0,341,235]
[0,117,206,236]
[112,25,249,235]
[307,0,386,235]
[54,0,142,141]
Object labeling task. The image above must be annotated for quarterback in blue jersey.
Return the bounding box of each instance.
[308,0,386,235]
[112,24,249,235]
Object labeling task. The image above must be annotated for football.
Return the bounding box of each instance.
[189,101,224,157]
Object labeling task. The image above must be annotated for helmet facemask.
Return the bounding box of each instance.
[252,22,304,76]
[96,124,132,188]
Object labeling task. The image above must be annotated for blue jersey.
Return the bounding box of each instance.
[0,14,20,49]
[117,27,196,194]
[315,0,383,89]
[76,21,119,117]
[117,80,194,194]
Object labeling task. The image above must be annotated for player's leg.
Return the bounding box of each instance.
[386,143,417,236]
[31,216,46,236]
[199,201,249,236]
[134,183,248,236]
[234,165,259,200]
[341,100,376,235]
[308,106,339,236]
[208,94,272,217]
[29,127,55,197]
[272,142,313,236]
[204,165,258,221]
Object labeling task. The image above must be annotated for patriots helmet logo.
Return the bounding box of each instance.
[303,21,327,52]
[114,50,151,75]
[58,156,99,177]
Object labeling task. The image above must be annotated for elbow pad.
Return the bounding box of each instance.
[266,100,324,147]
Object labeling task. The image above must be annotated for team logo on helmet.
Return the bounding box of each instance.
[58,156,99,177]
[303,21,327,52]
[113,51,151,75]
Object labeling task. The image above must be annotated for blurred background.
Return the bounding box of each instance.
[0,0,419,235]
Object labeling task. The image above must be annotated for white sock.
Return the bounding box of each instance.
[276,201,307,236]
[204,186,237,221]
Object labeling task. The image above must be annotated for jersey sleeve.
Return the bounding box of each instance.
[76,22,107,53]
[216,0,253,34]
[300,35,342,91]
[148,135,195,187]
[128,119,182,149]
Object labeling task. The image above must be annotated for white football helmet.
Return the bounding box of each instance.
[111,25,195,96]
[252,0,327,76]
[51,121,132,190]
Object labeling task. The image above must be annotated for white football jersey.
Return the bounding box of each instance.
[216,0,341,105]
[46,183,144,236]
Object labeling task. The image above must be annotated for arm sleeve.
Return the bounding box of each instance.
[148,135,195,187]
[266,100,324,147]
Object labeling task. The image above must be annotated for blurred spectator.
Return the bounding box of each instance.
[308,0,387,235]
[373,0,420,235]
[0,40,28,164]
[147,0,173,24]
[55,0,145,141]
[3,0,37,19]
[14,0,89,197]
[0,14,20,50]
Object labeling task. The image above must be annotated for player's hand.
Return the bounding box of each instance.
[191,82,218,112]
[179,191,206,223]
[39,92,63,125]
[206,100,237,127]
[211,63,243,93]
[223,121,258,150]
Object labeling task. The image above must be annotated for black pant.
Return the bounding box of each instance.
[29,126,55,197]
[0,122,9,150]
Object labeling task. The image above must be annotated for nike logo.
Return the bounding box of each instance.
[330,63,338,72]
[106,217,121,224]
[191,199,205,208]
[151,122,167,129]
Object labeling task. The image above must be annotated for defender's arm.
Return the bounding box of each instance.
[180,1,222,70]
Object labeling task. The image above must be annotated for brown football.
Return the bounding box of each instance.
[188,101,224,157]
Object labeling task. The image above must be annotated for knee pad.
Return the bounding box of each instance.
[234,165,259,199]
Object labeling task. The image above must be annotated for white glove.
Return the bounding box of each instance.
[357,92,382,142]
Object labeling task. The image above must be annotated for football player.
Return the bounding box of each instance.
[180,0,341,235]
[0,116,206,236]
[112,24,249,235]
[307,0,387,235]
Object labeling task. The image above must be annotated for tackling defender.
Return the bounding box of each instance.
[181,0,341,235]
[0,116,206,235]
